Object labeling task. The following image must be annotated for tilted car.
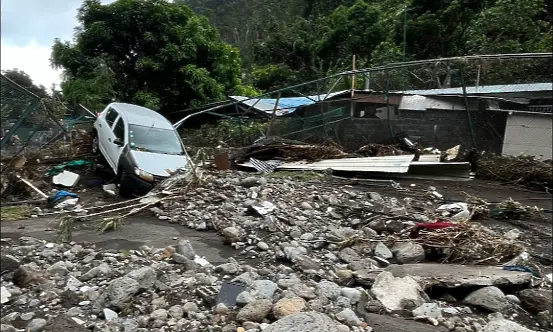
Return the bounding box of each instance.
[92,102,189,197]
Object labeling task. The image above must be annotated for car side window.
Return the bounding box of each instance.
[113,118,125,142]
[105,108,119,127]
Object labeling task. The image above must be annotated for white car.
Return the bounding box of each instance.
[92,102,189,197]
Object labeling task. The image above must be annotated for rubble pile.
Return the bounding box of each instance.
[476,154,553,191]
[1,171,551,332]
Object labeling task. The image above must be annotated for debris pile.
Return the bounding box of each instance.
[236,138,352,162]
[476,154,553,191]
[1,170,551,332]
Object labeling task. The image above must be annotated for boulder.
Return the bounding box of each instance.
[370,271,425,311]
[464,286,510,312]
[273,297,307,319]
[518,289,552,314]
[264,312,345,332]
[236,299,273,322]
[391,242,425,263]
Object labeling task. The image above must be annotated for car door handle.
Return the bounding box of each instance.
[98,123,102,128]
[108,138,111,142]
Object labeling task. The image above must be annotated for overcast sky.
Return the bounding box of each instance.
[1,0,115,88]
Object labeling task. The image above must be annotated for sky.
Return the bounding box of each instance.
[1,0,115,89]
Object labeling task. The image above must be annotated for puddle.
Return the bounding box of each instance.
[94,238,144,250]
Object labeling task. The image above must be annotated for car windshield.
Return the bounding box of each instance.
[128,124,184,155]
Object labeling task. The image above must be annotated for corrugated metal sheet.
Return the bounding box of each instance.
[400,83,552,96]
[229,91,346,116]
[248,158,280,174]
[277,155,415,173]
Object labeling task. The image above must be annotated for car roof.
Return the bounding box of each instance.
[109,102,174,130]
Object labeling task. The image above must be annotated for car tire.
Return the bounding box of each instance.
[91,135,100,156]
[118,170,134,198]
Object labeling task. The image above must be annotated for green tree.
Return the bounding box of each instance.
[51,0,247,114]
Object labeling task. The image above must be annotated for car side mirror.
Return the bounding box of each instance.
[113,138,124,146]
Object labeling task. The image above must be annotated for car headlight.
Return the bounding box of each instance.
[134,168,154,182]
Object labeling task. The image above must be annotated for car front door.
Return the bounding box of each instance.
[98,107,119,167]
[105,117,126,173]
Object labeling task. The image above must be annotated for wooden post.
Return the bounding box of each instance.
[265,93,281,137]
[351,55,356,98]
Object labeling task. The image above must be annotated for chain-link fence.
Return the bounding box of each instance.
[262,55,553,157]
[1,75,69,160]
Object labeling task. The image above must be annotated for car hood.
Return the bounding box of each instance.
[130,150,189,177]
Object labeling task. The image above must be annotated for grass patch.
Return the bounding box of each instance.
[98,216,122,233]
[267,170,324,181]
[0,205,33,221]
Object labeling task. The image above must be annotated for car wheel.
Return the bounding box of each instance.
[92,135,100,156]
[118,170,134,198]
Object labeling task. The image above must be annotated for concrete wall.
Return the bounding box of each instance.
[502,112,553,159]
[338,108,508,153]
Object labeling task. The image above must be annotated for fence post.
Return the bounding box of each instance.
[459,65,477,149]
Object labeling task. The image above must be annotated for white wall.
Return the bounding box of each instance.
[502,112,553,160]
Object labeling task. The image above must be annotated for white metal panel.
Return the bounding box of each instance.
[502,113,553,159]
[276,155,415,173]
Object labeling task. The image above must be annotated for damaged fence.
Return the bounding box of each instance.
[181,54,552,161]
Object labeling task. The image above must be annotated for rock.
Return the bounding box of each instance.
[150,309,168,321]
[1,255,20,274]
[0,287,11,304]
[505,295,520,305]
[371,272,425,311]
[215,262,240,275]
[95,277,140,311]
[47,261,70,276]
[103,308,118,321]
[236,291,256,305]
[283,246,307,261]
[481,313,536,332]
[537,310,552,328]
[386,220,404,233]
[81,263,111,281]
[221,227,242,243]
[335,308,362,326]
[518,289,552,313]
[315,280,341,300]
[368,220,386,232]
[463,286,510,312]
[412,303,442,319]
[374,242,393,260]
[240,177,264,188]
[257,242,270,251]
[12,266,44,288]
[264,312,344,332]
[273,297,307,319]
[168,305,184,318]
[341,288,362,305]
[43,315,89,332]
[172,253,197,270]
[27,318,47,332]
[127,267,157,290]
[175,239,196,260]
[183,302,199,314]
[391,242,425,263]
[0,325,16,332]
[236,299,273,322]
[289,283,317,300]
[213,303,230,315]
[338,248,361,263]
[251,280,278,299]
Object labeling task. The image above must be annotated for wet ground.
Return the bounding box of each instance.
[0,215,238,265]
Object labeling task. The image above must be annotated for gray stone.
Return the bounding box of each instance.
[221,227,242,243]
[338,248,361,263]
[374,242,393,260]
[240,177,263,188]
[47,262,70,276]
[172,253,197,270]
[289,283,317,300]
[175,240,196,260]
[371,271,425,311]
[183,302,199,314]
[464,286,510,312]
[315,280,341,300]
[481,314,536,332]
[263,312,344,332]
[518,289,552,314]
[12,266,44,288]
[236,299,272,322]
[150,309,168,321]
[81,263,111,281]
[215,262,240,275]
[126,267,157,290]
[236,291,256,305]
[0,324,16,332]
[412,303,442,319]
[251,280,278,299]
[20,313,34,321]
[168,305,184,319]
[103,308,118,321]
[27,318,47,332]
[505,295,520,305]
[257,242,269,251]
[94,277,140,312]
[340,288,362,305]
[391,242,425,263]
[284,246,308,261]
[0,255,20,275]
[335,308,362,327]
[386,220,404,233]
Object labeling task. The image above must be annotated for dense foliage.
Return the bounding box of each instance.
[49,0,551,113]
[183,0,552,91]
[50,0,254,113]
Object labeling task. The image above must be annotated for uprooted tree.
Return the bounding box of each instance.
[50,0,256,115]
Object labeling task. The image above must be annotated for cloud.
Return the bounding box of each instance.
[1,40,62,88]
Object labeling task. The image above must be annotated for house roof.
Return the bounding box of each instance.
[229,91,346,116]
[399,83,552,96]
